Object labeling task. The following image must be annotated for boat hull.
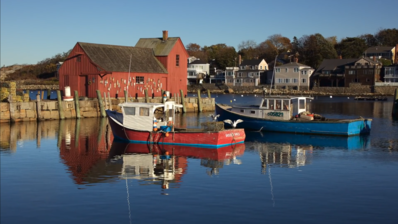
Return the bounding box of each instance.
[216,104,371,136]
[106,110,245,148]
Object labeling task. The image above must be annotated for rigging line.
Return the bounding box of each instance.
[269,55,278,96]
[268,166,275,207]
[125,178,132,224]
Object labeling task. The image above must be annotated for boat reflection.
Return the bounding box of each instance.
[244,131,371,173]
[109,141,245,189]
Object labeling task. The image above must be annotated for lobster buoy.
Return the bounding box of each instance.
[165,132,169,137]
[167,121,173,126]
[153,118,158,131]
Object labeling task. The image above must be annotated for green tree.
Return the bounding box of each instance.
[358,34,378,47]
[335,37,367,59]
[375,28,398,46]
[237,40,258,60]
[299,33,338,68]
[203,44,237,70]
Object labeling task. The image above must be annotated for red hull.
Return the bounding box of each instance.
[108,115,246,148]
[113,142,245,161]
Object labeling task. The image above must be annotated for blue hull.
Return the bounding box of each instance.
[216,104,371,136]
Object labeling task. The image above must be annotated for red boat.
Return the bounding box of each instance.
[106,101,245,148]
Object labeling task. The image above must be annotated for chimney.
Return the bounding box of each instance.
[295,57,298,63]
[339,55,342,59]
[373,55,376,61]
[238,55,242,66]
[162,30,168,41]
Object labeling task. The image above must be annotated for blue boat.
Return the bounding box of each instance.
[215,96,372,136]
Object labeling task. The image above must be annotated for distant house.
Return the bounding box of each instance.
[363,46,396,63]
[230,59,268,86]
[313,57,382,87]
[383,65,398,83]
[59,31,188,98]
[187,60,210,84]
[225,67,239,86]
[274,62,314,91]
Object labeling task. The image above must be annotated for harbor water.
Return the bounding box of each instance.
[1,95,397,224]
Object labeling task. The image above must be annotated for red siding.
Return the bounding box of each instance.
[165,39,188,97]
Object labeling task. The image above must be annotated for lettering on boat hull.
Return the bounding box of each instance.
[267,112,283,117]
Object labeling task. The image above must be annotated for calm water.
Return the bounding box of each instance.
[1,95,398,224]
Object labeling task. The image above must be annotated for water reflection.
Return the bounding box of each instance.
[109,142,245,189]
[245,131,372,173]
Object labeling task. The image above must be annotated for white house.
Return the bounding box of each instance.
[187,60,210,84]
[274,62,314,90]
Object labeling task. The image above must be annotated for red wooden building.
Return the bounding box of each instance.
[58,31,188,98]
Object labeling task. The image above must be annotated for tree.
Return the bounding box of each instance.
[358,34,378,47]
[237,40,258,60]
[267,34,292,52]
[335,37,367,59]
[257,40,278,62]
[298,33,338,69]
[185,43,207,61]
[203,44,237,70]
[375,28,398,46]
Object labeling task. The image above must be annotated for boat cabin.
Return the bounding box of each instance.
[119,101,182,132]
[229,96,312,121]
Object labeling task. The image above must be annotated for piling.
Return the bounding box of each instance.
[207,89,211,98]
[37,121,41,147]
[47,89,51,100]
[180,89,186,113]
[96,90,106,117]
[41,91,44,100]
[393,88,398,119]
[162,90,165,103]
[57,119,64,149]
[57,90,64,119]
[74,90,80,119]
[124,90,127,103]
[36,94,42,121]
[97,118,106,143]
[145,89,149,103]
[103,92,107,110]
[197,89,202,112]
[107,92,111,110]
[75,119,80,148]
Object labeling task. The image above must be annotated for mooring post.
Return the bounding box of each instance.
[57,90,64,120]
[124,90,128,103]
[180,89,186,113]
[75,119,80,148]
[103,92,107,110]
[36,94,41,121]
[392,88,398,119]
[74,90,80,119]
[108,92,111,110]
[197,89,202,113]
[207,89,211,98]
[161,89,165,103]
[145,89,149,103]
[97,117,106,143]
[96,90,106,117]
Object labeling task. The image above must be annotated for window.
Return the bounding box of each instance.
[299,99,305,109]
[240,109,244,113]
[275,100,282,110]
[301,70,307,75]
[260,66,262,69]
[294,68,299,72]
[283,99,290,110]
[277,78,284,83]
[136,76,144,84]
[251,111,256,114]
[348,70,355,75]
[275,68,281,72]
[262,100,268,108]
[176,55,180,66]
[285,78,290,83]
[292,78,298,83]
[324,70,330,74]
[77,56,81,62]
[124,107,136,115]
[139,107,149,116]
[285,68,288,72]
[269,100,275,109]
[302,78,306,83]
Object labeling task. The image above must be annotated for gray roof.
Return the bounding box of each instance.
[241,59,264,66]
[78,42,167,74]
[316,59,357,72]
[365,46,394,54]
[135,37,180,56]
[277,62,311,68]
[190,60,208,64]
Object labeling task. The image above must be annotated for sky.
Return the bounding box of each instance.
[1,0,397,66]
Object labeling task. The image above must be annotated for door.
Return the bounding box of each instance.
[79,76,88,97]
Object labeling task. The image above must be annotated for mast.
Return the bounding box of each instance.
[269,55,278,95]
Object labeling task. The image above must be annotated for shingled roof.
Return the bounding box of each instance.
[78,42,168,73]
[135,37,180,56]
[277,62,311,68]
[365,46,394,54]
[241,59,264,66]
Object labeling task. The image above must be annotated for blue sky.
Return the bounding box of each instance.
[1,0,397,66]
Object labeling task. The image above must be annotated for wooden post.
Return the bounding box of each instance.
[57,90,64,120]
[57,119,64,149]
[41,90,44,100]
[74,90,80,119]
[392,88,398,119]
[96,90,106,117]
[207,89,211,98]
[36,94,41,121]
[180,89,186,113]
[47,89,51,100]
[161,89,165,103]
[37,120,41,148]
[97,117,106,143]
[103,92,108,110]
[145,89,148,103]
[75,119,80,148]
[124,90,128,103]
[108,92,111,110]
[197,89,202,113]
